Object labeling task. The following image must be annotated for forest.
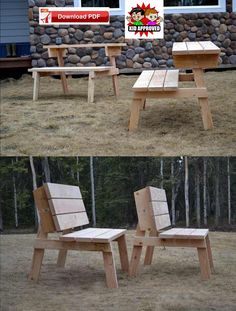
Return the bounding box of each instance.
[0,157,235,232]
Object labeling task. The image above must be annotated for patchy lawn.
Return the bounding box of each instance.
[0,231,236,311]
[1,71,236,156]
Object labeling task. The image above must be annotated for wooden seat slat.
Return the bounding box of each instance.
[164,70,179,90]
[159,228,184,236]
[43,43,126,49]
[48,198,86,215]
[149,187,167,202]
[199,41,221,54]
[150,201,169,216]
[92,229,126,242]
[172,42,187,55]
[186,41,203,54]
[44,183,82,199]
[159,228,209,239]
[60,228,111,241]
[153,214,171,231]
[132,70,155,91]
[60,228,126,242]
[53,212,89,231]
[28,66,112,73]
[148,70,166,91]
[189,229,209,239]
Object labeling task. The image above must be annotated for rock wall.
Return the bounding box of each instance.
[29,0,236,69]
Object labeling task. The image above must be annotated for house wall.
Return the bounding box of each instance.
[29,0,236,68]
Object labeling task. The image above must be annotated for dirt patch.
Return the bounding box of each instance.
[1,71,236,156]
[0,231,236,311]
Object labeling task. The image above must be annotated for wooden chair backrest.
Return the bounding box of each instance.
[33,183,89,232]
[134,186,171,233]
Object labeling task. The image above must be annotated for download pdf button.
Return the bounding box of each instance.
[39,7,110,25]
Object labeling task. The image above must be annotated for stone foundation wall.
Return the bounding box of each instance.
[29,1,236,69]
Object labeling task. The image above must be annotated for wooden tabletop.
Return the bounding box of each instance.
[43,43,127,49]
[172,41,221,55]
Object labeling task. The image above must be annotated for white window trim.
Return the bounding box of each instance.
[74,0,226,15]
[233,0,236,12]
[164,0,226,14]
[74,0,125,15]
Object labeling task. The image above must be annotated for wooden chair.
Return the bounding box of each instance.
[28,182,129,288]
[129,186,214,280]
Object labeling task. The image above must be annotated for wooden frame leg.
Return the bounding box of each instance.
[128,98,144,131]
[193,68,213,130]
[143,99,147,110]
[28,249,45,282]
[112,75,119,97]
[206,235,215,273]
[57,250,68,268]
[129,245,143,277]
[144,230,157,265]
[33,72,40,101]
[88,71,95,104]
[197,247,211,280]
[102,249,118,289]
[198,98,213,130]
[116,235,129,273]
[57,50,69,94]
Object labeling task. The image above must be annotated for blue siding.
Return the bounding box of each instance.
[0,0,29,44]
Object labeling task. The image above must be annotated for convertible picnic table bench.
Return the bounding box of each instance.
[129,186,214,280]
[28,182,129,288]
[128,41,220,131]
[28,43,126,103]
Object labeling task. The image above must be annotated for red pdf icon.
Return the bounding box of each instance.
[39,8,110,25]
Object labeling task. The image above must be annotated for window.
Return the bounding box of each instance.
[164,0,226,13]
[74,0,226,15]
[233,0,236,11]
[74,0,125,15]
[81,0,119,8]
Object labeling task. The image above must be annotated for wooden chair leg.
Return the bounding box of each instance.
[102,248,118,289]
[128,98,143,131]
[129,245,143,277]
[57,250,68,268]
[88,71,95,104]
[197,247,211,280]
[206,235,215,273]
[144,231,157,265]
[28,249,45,282]
[33,72,40,101]
[116,235,129,273]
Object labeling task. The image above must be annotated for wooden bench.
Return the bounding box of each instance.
[129,186,214,280]
[28,182,129,288]
[128,69,213,131]
[28,66,119,103]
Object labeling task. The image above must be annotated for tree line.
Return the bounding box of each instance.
[0,157,235,231]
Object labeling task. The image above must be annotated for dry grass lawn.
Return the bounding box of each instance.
[0,231,236,311]
[1,71,236,156]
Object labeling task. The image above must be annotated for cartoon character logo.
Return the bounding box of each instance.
[126,7,145,26]
[126,3,163,37]
[145,8,163,26]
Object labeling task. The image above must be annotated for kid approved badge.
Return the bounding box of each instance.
[125,0,164,39]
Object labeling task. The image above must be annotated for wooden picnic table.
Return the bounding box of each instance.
[172,41,221,129]
[43,43,127,95]
[129,41,221,131]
